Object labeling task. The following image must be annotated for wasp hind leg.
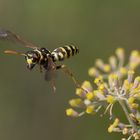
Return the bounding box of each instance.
[56,65,81,88]
[56,65,89,93]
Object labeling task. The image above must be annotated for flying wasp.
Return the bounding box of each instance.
[0,29,80,92]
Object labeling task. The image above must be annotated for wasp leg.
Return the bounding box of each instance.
[56,65,89,93]
[56,65,81,87]
[51,79,56,93]
[44,71,56,93]
[44,68,57,93]
[39,65,43,73]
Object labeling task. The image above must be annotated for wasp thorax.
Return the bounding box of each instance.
[40,48,51,56]
[25,51,39,70]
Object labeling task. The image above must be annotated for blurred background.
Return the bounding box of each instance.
[0,0,140,140]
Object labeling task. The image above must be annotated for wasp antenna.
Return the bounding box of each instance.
[4,50,26,56]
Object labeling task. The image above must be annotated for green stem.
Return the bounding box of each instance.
[118,100,138,131]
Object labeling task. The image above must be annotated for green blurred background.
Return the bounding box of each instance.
[0,0,140,140]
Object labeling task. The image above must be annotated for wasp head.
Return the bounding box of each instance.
[25,51,39,70]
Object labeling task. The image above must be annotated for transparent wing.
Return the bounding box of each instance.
[0,29,38,49]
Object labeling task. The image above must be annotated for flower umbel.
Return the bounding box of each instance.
[66,48,140,140]
[88,48,140,78]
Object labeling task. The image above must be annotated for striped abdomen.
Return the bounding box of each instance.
[51,45,79,62]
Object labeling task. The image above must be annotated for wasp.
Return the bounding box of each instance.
[0,29,80,92]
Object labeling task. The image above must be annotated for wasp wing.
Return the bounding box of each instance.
[0,29,38,49]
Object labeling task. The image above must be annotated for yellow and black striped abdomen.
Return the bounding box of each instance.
[51,45,79,62]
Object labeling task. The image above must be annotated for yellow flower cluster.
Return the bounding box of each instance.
[108,117,140,140]
[66,48,140,140]
[88,48,140,78]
